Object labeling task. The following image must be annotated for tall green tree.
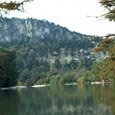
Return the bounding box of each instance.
[0,48,18,87]
[0,0,33,87]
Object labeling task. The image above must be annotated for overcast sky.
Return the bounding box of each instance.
[7,0,115,36]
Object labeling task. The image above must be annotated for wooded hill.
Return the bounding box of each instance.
[0,18,101,85]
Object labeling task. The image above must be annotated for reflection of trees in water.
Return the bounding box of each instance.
[37,95,111,115]
[15,86,113,115]
[0,85,115,115]
[38,103,111,115]
[0,90,20,115]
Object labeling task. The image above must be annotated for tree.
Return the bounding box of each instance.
[0,0,33,15]
[92,37,115,82]
[99,0,115,21]
[90,0,115,83]
[0,48,19,87]
[0,0,33,87]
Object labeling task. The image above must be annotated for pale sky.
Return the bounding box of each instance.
[7,0,115,36]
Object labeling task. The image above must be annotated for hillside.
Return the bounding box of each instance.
[0,18,101,85]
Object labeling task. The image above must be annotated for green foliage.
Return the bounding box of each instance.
[100,0,115,21]
[76,69,92,83]
[0,0,33,12]
[49,68,93,86]
[49,71,77,86]
[90,6,115,82]
[91,37,115,82]
[19,65,50,86]
[59,72,76,84]
[50,74,61,86]
[0,48,18,87]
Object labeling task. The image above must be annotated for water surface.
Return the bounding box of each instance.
[0,85,115,115]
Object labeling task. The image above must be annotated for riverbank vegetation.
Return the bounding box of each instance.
[90,0,115,84]
[0,48,18,87]
[90,37,115,83]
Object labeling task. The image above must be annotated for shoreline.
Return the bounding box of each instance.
[0,84,50,90]
[0,81,112,90]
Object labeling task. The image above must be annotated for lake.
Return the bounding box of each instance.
[0,85,115,115]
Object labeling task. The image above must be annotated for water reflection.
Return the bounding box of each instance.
[0,85,115,115]
[0,90,20,115]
